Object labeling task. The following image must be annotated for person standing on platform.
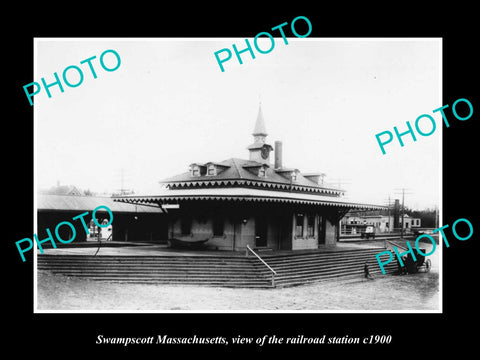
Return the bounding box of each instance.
[364,262,375,280]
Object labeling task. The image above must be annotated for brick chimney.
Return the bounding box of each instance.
[274,141,282,169]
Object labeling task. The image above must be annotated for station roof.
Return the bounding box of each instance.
[161,158,344,196]
[115,187,386,210]
[37,194,164,213]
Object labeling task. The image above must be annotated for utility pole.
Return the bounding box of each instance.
[115,168,133,195]
[401,190,405,239]
[383,195,392,233]
[388,195,392,233]
[394,188,413,240]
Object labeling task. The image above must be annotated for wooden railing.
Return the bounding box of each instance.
[246,245,277,288]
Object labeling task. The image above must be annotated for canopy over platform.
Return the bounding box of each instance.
[113,187,386,211]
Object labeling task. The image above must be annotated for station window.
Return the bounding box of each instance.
[295,213,304,237]
[181,216,192,235]
[212,216,224,236]
[307,214,315,237]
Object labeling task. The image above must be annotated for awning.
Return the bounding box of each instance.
[114,187,385,210]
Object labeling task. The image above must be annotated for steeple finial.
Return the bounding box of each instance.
[252,103,267,136]
[247,102,272,163]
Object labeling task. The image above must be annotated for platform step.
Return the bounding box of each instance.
[38,247,396,288]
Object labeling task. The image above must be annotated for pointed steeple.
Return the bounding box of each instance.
[247,103,273,164]
[253,103,267,137]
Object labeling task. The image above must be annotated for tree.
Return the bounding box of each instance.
[83,189,96,196]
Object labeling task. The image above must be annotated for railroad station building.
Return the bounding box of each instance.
[115,105,384,251]
[340,207,422,235]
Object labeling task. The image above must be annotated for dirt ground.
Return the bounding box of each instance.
[36,251,440,312]
[36,271,439,312]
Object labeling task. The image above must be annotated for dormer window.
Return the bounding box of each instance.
[243,162,269,178]
[207,164,217,176]
[258,166,267,178]
[190,165,201,177]
[275,168,299,182]
[291,171,298,182]
[189,162,229,178]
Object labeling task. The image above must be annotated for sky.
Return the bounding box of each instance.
[35,38,441,210]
